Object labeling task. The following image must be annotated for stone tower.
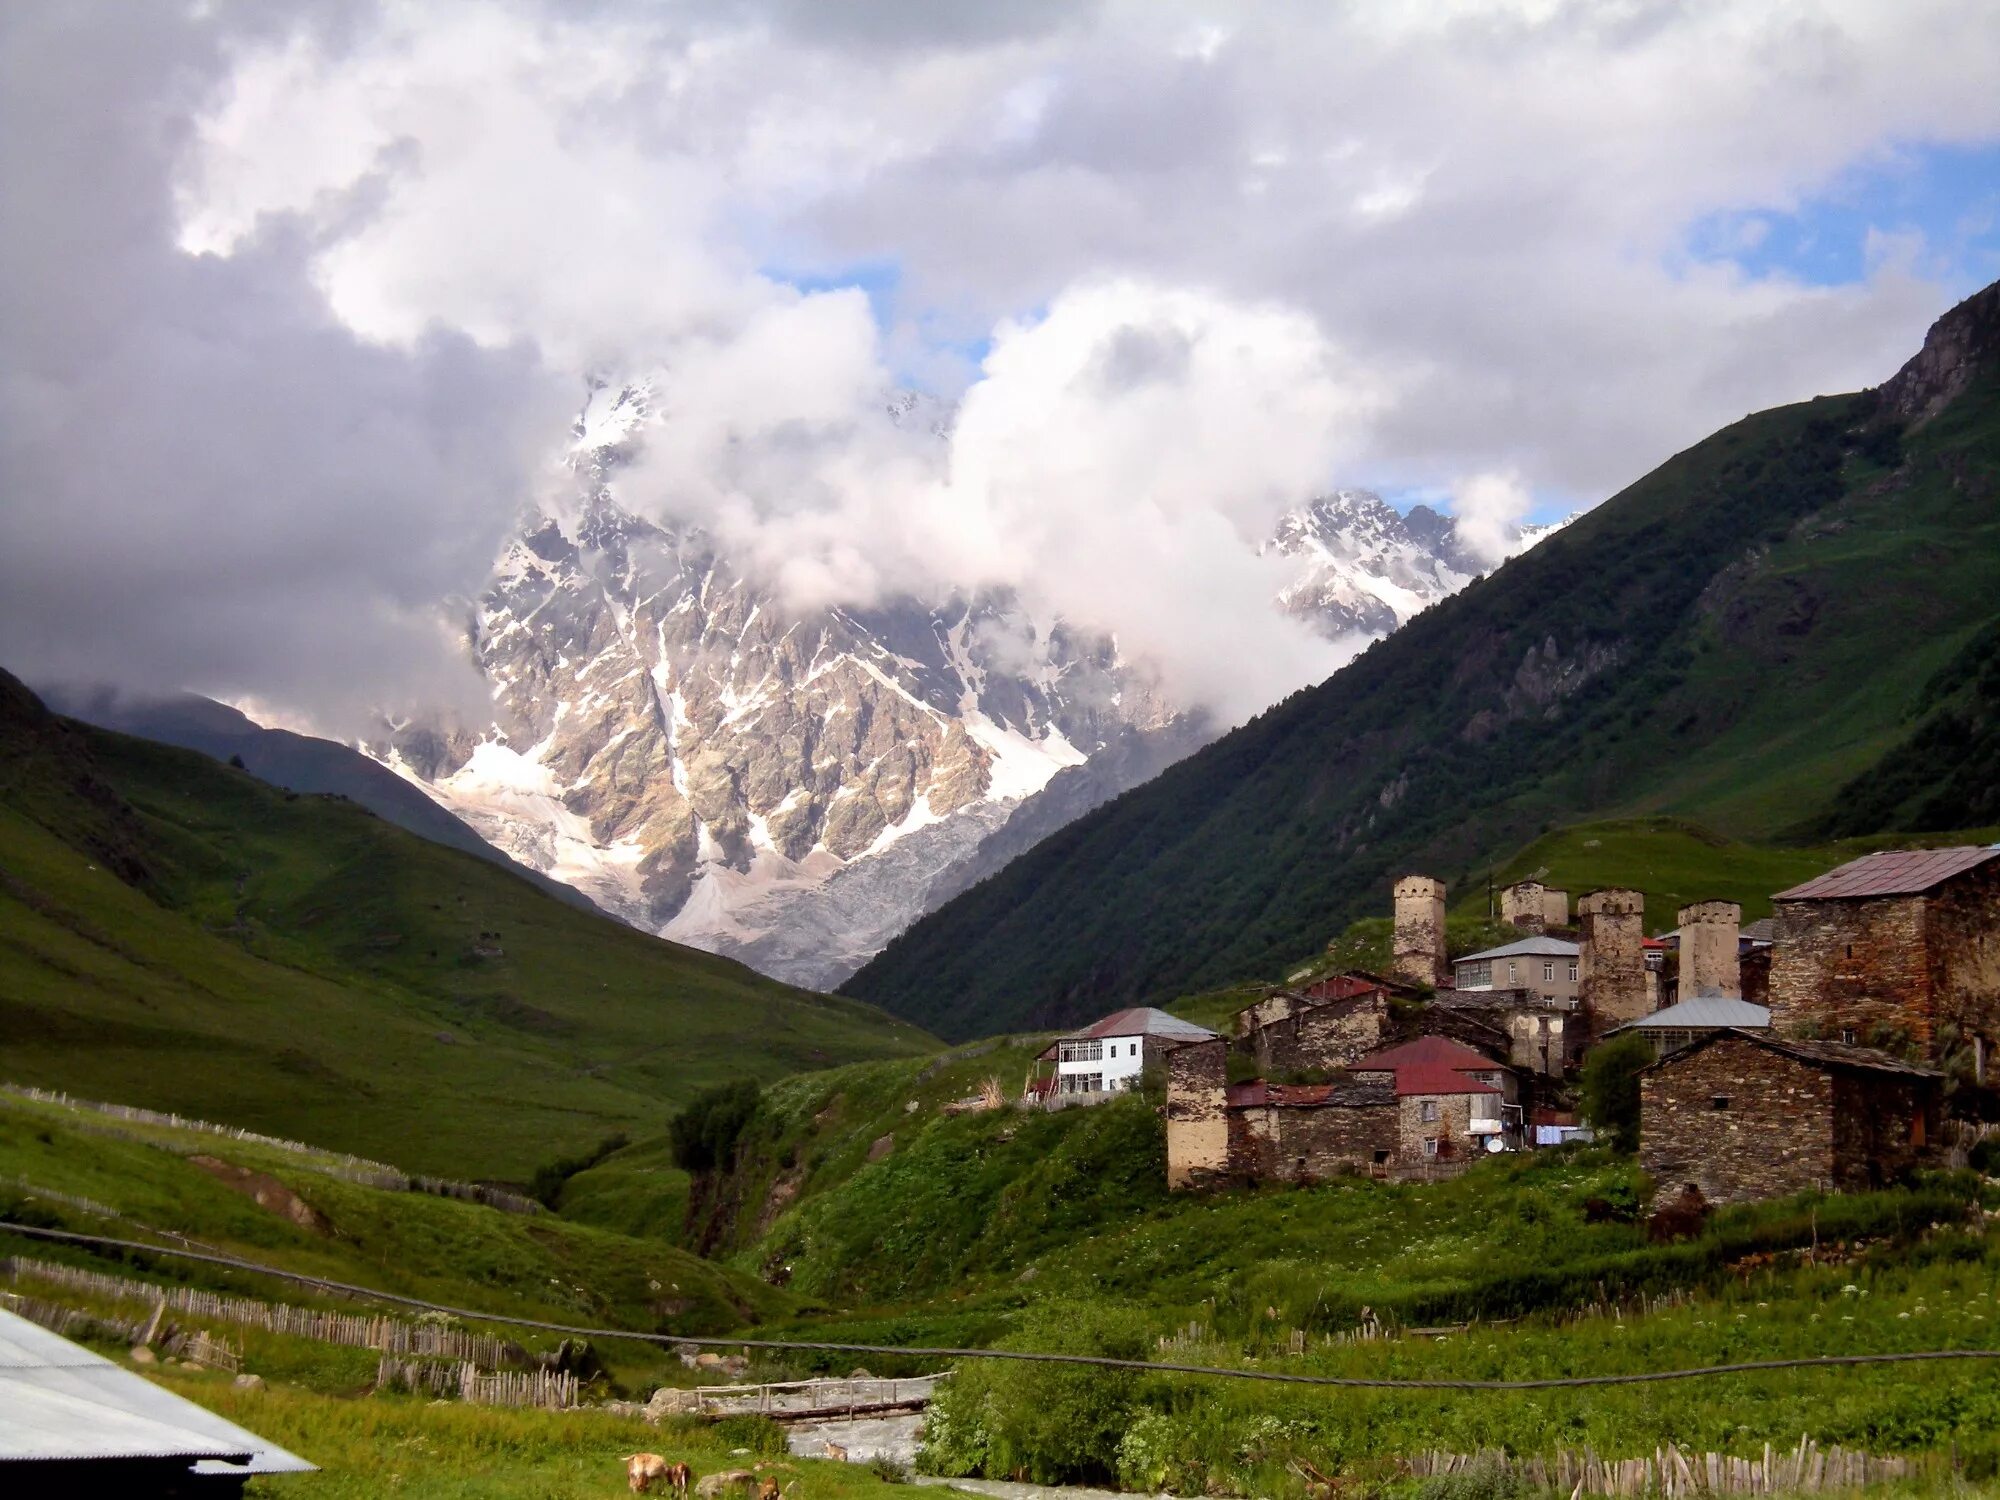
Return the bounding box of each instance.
[1543,888,1571,929]
[1677,900,1742,999]
[1579,887,1646,1030]
[1500,880,1548,935]
[1392,875,1449,989]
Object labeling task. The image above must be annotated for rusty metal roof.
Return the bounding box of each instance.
[1349,1035,1503,1073]
[1393,1063,1501,1097]
[1773,845,2000,901]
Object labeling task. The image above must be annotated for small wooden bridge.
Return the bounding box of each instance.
[650,1373,946,1423]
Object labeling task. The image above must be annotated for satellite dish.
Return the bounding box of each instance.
[1484,1136,1506,1154]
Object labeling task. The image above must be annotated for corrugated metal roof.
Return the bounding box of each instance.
[1394,1063,1500,1097]
[1266,1077,1397,1109]
[1739,918,1777,943]
[1773,845,2000,901]
[0,1309,315,1472]
[1614,996,1771,1031]
[1350,1035,1503,1073]
[1070,1007,1218,1042]
[1455,936,1581,963]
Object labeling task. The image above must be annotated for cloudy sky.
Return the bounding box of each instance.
[3,0,1998,726]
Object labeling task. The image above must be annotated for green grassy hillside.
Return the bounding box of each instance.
[0,671,933,1180]
[848,283,2000,1039]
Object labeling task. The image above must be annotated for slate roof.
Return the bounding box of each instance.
[0,1308,314,1473]
[1350,1035,1504,1073]
[1455,936,1581,963]
[1394,1063,1501,1097]
[1773,846,2000,901]
[1647,1027,1942,1080]
[1069,1007,1218,1043]
[1612,996,1772,1032]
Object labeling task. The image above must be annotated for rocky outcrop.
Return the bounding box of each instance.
[1879,279,2000,429]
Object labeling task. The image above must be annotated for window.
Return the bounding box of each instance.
[1543,961,1556,982]
[1423,1138,1440,1158]
[1059,1039,1103,1063]
[1711,1096,1731,1111]
[1372,1149,1390,1165]
[1420,1100,1440,1123]
[1840,1028,1857,1045]
[1568,960,1579,982]
[1507,961,1519,984]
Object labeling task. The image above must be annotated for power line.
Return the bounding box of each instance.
[6,1221,1998,1393]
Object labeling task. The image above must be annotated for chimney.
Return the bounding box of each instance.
[1391,875,1449,988]
[1578,887,1646,1031]
[1676,900,1742,1000]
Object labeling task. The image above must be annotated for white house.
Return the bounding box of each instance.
[1040,1007,1219,1098]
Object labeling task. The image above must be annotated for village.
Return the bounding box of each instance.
[1026,845,2000,1211]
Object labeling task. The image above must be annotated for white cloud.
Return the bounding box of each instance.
[1449,472,1535,569]
[8,0,2000,726]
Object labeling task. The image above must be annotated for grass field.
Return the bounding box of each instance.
[0,675,934,1180]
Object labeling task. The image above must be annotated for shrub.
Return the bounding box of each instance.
[933,1301,1152,1485]
[1414,1454,1539,1500]
[669,1080,761,1172]
[866,1454,910,1483]
[1578,1034,1654,1153]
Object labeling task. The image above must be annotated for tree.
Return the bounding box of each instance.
[1579,1033,1655,1152]
[669,1079,761,1172]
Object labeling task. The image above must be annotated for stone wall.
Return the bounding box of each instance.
[1580,888,1647,1031]
[1924,862,2000,1078]
[1165,1040,1229,1189]
[1397,1093,1477,1166]
[1768,894,1931,1046]
[1639,1036,1834,1207]
[1253,994,1393,1075]
[1393,875,1449,988]
[1830,1073,1938,1190]
[1501,881,1548,934]
[1242,1100,1400,1181]
[1543,888,1571,928]
[1678,900,1742,998]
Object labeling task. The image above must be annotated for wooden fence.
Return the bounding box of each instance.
[1408,1439,1921,1495]
[1,1084,540,1215]
[375,1354,577,1410]
[5,1255,523,1367]
[6,1291,240,1371]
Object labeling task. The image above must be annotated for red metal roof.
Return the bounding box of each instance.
[1774,846,2000,901]
[1225,1080,1269,1108]
[1298,974,1385,1003]
[1349,1035,1501,1073]
[1394,1063,1500,1097]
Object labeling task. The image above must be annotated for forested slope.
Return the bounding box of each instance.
[847,281,2000,1039]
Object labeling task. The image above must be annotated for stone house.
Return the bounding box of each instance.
[1768,846,2000,1079]
[1351,1035,1521,1155]
[1638,1029,1941,1208]
[1499,879,1572,934]
[1035,1007,1217,1101]
[1164,1032,1519,1188]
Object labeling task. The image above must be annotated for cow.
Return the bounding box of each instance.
[757,1479,783,1500]
[620,1454,690,1495]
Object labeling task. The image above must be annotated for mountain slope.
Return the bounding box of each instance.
[38,685,602,913]
[844,280,2000,1039]
[374,385,1557,991]
[0,670,932,1177]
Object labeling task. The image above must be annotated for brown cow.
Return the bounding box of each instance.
[620,1454,691,1495]
[757,1480,782,1500]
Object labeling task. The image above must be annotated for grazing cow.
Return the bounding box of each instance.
[621,1454,672,1494]
[757,1479,782,1500]
[663,1462,693,1497]
[821,1442,849,1463]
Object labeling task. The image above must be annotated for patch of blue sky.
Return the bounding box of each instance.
[1686,140,2000,292]
[762,256,997,391]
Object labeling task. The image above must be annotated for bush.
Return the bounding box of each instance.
[866,1454,910,1484]
[526,1130,629,1208]
[1578,1034,1654,1153]
[926,1301,1152,1485]
[669,1080,761,1172]
[1414,1454,1539,1500]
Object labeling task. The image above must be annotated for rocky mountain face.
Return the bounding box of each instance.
[370,385,1562,990]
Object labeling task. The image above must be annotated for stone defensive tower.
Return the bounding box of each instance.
[1677,900,1742,999]
[1392,875,1449,989]
[1500,880,1548,934]
[1542,887,1571,929]
[1579,887,1646,1030]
